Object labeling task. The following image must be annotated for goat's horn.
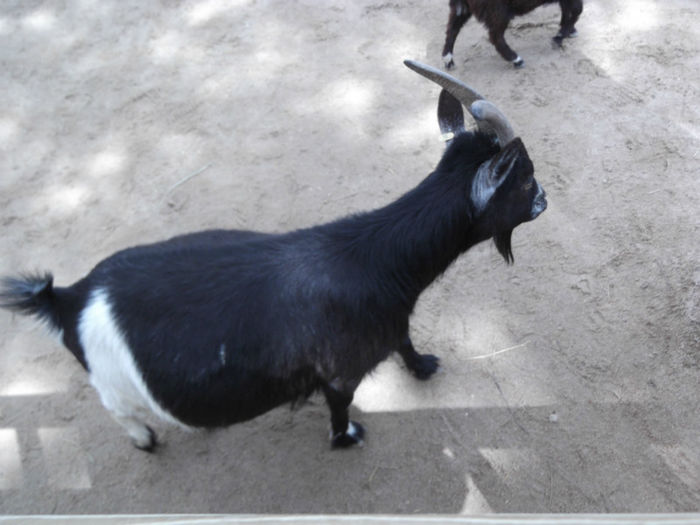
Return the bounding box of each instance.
[403,59,515,146]
[470,100,515,145]
[404,59,484,107]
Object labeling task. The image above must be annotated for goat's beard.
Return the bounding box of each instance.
[494,230,514,264]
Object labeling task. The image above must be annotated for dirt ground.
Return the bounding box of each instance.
[0,0,698,515]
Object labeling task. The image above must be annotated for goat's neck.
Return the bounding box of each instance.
[334,170,483,309]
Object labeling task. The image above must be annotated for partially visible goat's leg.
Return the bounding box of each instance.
[442,0,471,69]
[489,23,523,67]
[98,389,159,451]
[553,0,583,45]
[112,413,158,452]
[322,380,364,448]
[398,335,439,380]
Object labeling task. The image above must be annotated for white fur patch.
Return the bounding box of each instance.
[442,52,453,66]
[347,421,361,440]
[79,289,186,437]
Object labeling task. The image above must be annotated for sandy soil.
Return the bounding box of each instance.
[0,0,698,515]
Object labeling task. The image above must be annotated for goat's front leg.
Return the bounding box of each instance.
[398,335,440,380]
[442,0,471,69]
[322,379,364,448]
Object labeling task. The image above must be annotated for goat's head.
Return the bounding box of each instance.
[404,60,547,263]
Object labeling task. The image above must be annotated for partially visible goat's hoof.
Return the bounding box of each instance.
[553,29,577,47]
[443,53,455,69]
[513,56,525,68]
[410,353,440,380]
[331,421,365,449]
[132,425,158,453]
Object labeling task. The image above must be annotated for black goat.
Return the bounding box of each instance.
[1,61,547,452]
[442,0,583,68]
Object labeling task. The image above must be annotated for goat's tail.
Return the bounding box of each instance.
[0,273,62,332]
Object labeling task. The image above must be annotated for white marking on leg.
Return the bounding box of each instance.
[79,289,188,440]
[114,414,153,448]
[443,52,454,66]
[347,421,360,439]
[513,56,524,67]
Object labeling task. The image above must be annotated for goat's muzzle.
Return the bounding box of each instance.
[531,183,547,220]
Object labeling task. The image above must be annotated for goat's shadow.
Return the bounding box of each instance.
[0,370,696,514]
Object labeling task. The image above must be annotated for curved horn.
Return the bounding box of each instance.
[470,100,515,145]
[403,59,516,146]
[404,59,484,108]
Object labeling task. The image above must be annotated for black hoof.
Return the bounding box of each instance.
[134,425,158,453]
[513,57,525,68]
[552,35,564,48]
[445,60,455,70]
[331,421,365,449]
[409,353,440,380]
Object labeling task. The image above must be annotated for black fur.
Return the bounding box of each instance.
[442,0,583,67]
[1,130,545,448]
[1,273,56,324]
[0,272,89,368]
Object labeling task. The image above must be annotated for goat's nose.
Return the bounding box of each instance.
[530,184,547,219]
[531,200,547,220]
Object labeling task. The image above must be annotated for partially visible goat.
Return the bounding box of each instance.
[1,61,547,452]
[442,0,583,68]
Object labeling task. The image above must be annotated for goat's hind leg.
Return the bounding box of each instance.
[321,380,364,449]
[98,391,158,451]
[398,335,439,380]
[489,24,524,67]
[112,412,158,452]
[553,0,583,45]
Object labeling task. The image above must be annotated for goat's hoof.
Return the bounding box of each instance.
[552,35,564,48]
[442,53,455,70]
[513,57,525,68]
[410,353,440,380]
[133,425,158,453]
[331,421,365,449]
[568,29,578,38]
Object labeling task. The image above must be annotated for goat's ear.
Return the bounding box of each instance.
[471,141,523,213]
[437,89,466,143]
[489,139,522,185]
